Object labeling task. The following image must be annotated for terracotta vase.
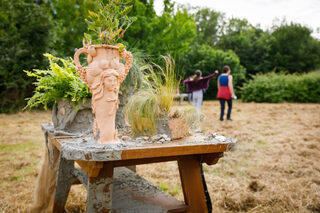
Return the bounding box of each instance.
[74,40,132,144]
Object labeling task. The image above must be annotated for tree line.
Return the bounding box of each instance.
[1,0,320,112]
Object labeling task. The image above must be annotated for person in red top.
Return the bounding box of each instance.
[217,65,236,121]
[184,69,219,112]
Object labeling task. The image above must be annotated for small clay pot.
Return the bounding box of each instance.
[156,117,190,140]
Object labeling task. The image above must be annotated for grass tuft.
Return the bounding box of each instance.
[125,55,181,135]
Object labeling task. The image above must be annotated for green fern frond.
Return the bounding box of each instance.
[24,53,91,110]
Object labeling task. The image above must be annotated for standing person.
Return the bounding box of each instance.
[185,84,192,104]
[217,65,236,121]
[184,69,219,112]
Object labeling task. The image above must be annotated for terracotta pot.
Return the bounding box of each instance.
[156,117,190,140]
[74,41,132,144]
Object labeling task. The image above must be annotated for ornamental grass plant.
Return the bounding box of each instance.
[125,55,197,136]
[125,88,158,134]
[147,55,180,115]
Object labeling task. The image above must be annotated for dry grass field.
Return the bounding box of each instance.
[0,101,319,212]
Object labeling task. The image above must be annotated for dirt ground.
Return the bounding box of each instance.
[0,101,319,212]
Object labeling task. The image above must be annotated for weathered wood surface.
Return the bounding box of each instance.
[42,123,236,162]
[76,160,103,177]
[43,122,236,213]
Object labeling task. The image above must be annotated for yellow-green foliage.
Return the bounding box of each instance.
[84,0,137,46]
[146,55,180,114]
[125,88,158,134]
[24,54,91,109]
[125,55,180,135]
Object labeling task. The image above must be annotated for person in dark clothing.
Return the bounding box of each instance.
[184,69,219,112]
[185,85,192,104]
[217,65,236,121]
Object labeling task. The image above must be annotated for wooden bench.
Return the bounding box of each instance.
[43,124,236,213]
[174,93,189,104]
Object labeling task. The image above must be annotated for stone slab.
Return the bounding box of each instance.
[112,167,188,213]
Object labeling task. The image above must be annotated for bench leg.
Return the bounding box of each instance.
[53,156,76,213]
[178,156,208,213]
[86,162,114,213]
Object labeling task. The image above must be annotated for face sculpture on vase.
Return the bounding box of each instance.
[74,39,133,144]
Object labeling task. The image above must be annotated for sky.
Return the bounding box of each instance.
[154,0,320,39]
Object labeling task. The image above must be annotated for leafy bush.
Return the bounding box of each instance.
[269,23,320,73]
[24,54,91,110]
[0,0,52,112]
[241,71,320,103]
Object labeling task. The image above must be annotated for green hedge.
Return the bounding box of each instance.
[241,71,320,103]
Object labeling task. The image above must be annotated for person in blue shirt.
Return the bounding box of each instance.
[217,65,236,121]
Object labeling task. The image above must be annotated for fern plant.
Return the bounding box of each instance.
[24,53,91,110]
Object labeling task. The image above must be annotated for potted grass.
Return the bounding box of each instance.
[125,56,201,140]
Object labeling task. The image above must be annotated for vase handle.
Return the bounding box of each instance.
[74,48,89,83]
[120,49,133,76]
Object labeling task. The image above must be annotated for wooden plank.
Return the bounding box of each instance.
[75,160,103,177]
[121,144,226,160]
[111,156,179,167]
[52,138,61,151]
[53,136,227,161]
[50,132,228,161]
[178,155,208,213]
[46,134,62,151]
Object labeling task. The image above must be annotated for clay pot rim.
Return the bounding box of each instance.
[90,44,119,50]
